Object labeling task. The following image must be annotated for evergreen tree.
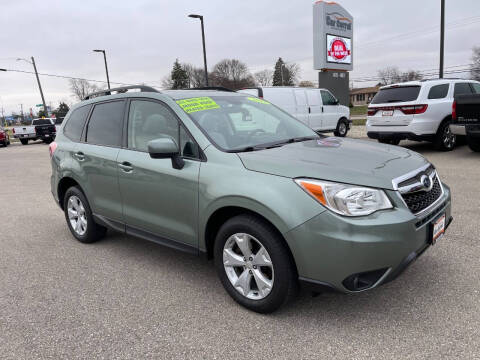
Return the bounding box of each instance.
[52,102,70,119]
[273,58,285,86]
[272,58,296,86]
[171,59,189,89]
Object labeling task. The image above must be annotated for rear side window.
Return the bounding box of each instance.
[32,119,53,125]
[63,105,91,142]
[371,86,421,104]
[428,84,449,99]
[454,83,473,96]
[86,101,125,147]
[470,83,480,94]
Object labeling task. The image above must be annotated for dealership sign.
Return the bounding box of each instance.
[313,1,353,71]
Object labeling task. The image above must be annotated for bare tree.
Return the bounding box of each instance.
[254,69,273,86]
[211,59,256,90]
[69,79,100,100]
[471,46,480,81]
[298,80,315,87]
[378,67,423,85]
[286,63,301,85]
[160,74,174,89]
[183,63,206,88]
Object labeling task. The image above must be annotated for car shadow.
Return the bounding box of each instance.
[94,228,456,324]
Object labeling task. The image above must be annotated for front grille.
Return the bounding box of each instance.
[401,176,442,214]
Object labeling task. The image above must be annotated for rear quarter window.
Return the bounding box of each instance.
[371,86,421,104]
[454,83,473,96]
[428,84,449,99]
[63,105,91,142]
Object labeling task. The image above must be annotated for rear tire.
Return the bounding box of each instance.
[214,214,298,313]
[467,135,480,152]
[20,139,28,145]
[334,118,349,137]
[434,119,456,151]
[63,186,107,244]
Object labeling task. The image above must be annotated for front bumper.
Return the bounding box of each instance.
[285,184,452,293]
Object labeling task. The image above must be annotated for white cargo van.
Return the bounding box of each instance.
[238,87,351,136]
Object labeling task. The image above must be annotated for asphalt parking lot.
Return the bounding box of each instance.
[0,136,479,359]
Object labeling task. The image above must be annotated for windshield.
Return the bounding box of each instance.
[371,86,421,104]
[177,95,318,151]
[32,119,52,125]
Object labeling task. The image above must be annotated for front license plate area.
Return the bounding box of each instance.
[430,213,446,245]
[382,110,394,116]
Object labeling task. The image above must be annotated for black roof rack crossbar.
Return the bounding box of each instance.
[190,86,236,92]
[84,85,160,100]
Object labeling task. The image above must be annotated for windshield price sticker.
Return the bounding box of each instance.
[176,97,220,113]
[247,97,270,105]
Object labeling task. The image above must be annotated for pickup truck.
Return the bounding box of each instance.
[451,94,480,152]
[13,118,57,145]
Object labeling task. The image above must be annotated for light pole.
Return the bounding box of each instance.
[280,63,286,86]
[93,49,111,89]
[439,0,445,78]
[188,14,209,87]
[17,57,48,116]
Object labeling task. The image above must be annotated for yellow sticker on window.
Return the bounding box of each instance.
[247,97,270,105]
[176,97,220,113]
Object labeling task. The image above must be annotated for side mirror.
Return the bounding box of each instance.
[334,99,340,105]
[147,137,184,169]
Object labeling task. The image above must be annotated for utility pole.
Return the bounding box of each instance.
[188,14,209,86]
[439,0,445,78]
[30,57,48,115]
[93,50,111,89]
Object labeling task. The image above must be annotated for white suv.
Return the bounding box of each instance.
[366,79,480,151]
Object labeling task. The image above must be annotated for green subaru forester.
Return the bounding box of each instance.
[50,86,452,313]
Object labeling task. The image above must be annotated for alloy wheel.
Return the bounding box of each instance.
[223,233,274,300]
[67,195,88,236]
[443,125,456,149]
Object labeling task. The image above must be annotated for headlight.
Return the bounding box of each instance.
[294,178,393,217]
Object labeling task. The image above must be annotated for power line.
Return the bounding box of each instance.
[2,68,155,88]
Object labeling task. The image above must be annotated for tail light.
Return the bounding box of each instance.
[12,128,15,134]
[49,141,57,158]
[367,108,378,116]
[452,100,457,120]
[398,104,428,115]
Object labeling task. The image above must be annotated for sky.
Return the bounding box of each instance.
[0,0,479,115]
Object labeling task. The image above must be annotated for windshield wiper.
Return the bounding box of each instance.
[227,136,318,153]
[268,136,319,147]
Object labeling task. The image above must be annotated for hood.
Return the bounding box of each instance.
[237,137,429,190]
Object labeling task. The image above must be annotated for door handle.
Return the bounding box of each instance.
[74,151,85,161]
[321,106,324,113]
[308,107,311,114]
[118,161,133,172]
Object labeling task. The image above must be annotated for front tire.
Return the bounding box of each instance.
[434,119,456,151]
[214,215,298,313]
[63,186,107,243]
[334,118,349,137]
[20,139,28,145]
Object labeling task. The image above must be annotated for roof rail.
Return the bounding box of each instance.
[84,85,160,100]
[190,86,236,92]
